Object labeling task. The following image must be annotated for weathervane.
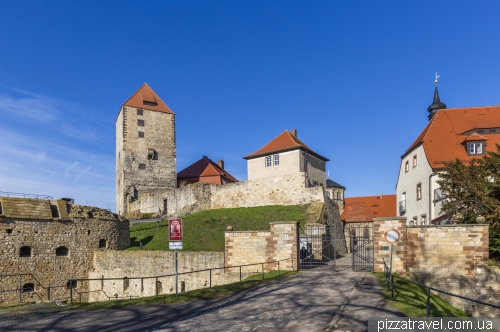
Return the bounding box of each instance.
[435,72,440,85]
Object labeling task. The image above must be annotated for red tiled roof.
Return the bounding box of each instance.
[341,195,397,223]
[177,156,238,183]
[404,106,500,169]
[122,83,174,114]
[243,130,329,161]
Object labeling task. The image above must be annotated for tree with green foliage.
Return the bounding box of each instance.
[437,145,500,259]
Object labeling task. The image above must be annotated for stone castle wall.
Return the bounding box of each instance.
[0,197,129,304]
[131,172,325,218]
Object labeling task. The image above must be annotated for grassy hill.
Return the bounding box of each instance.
[128,205,309,252]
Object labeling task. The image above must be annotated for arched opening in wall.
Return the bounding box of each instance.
[56,246,69,256]
[67,280,77,289]
[22,283,35,293]
[123,277,129,291]
[19,246,32,257]
[99,239,107,248]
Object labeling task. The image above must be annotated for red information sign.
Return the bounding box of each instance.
[169,218,183,241]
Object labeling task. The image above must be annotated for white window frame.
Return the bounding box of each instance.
[273,154,279,166]
[470,143,476,154]
[476,142,483,154]
[265,156,271,167]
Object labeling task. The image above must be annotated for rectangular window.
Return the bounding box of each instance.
[137,109,143,116]
[265,156,271,167]
[138,131,144,138]
[416,183,422,200]
[147,148,155,160]
[469,143,475,154]
[336,192,341,200]
[413,155,417,167]
[274,154,279,165]
[143,101,157,106]
[138,119,144,126]
[405,160,409,173]
[421,214,427,225]
[138,164,146,170]
[476,142,483,154]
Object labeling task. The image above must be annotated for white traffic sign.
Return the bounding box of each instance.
[169,241,183,250]
[384,229,401,244]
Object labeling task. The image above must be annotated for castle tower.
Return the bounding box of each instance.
[116,84,176,216]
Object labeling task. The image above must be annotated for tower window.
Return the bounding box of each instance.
[56,246,69,256]
[22,283,35,293]
[99,239,107,248]
[138,131,144,138]
[137,109,143,116]
[143,101,157,106]
[147,149,156,160]
[20,246,32,257]
[138,119,144,127]
[139,164,146,170]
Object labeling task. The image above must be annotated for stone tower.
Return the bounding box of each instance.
[116,84,176,216]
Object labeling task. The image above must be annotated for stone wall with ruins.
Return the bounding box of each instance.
[129,172,325,218]
[0,197,129,304]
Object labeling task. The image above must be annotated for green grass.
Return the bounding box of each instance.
[374,272,468,317]
[128,205,309,251]
[68,270,299,310]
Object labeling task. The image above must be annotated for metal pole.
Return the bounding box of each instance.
[391,274,394,300]
[292,257,294,271]
[261,263,264,280]
[70,280,73,304]
[48,286,50,301]
[155,277,158,297]
[175,249,178,297]
[333,225,337,271]
[140,242,143,250]
[19,275,22,303]
[239,266,242,283]
[389,244,393,277]
[278,261,280,276]
[426,288,431,317]
[209,269,212,288]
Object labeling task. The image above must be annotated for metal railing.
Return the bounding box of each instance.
[0,257,295,305]
[382,259,500,317]
[398,200,406,214]
[0,191,53,200]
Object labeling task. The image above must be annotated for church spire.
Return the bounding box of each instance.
[427,72,446,121]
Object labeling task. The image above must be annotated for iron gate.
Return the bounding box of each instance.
[299,224,349,270]
[347,223,374,271]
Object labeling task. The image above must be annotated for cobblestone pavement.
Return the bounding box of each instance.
[153,265,403,332]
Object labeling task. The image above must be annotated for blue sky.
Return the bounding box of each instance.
[1,1,500,211]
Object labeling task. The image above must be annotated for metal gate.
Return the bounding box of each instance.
[299,224,349,270]
[347,223,374,271]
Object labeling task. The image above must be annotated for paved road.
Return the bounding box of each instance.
[0,267,403,332]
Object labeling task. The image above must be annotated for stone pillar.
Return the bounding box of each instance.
[373,217,407,273]
[269,222,299,271]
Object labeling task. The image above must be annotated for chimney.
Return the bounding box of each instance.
[379,193,383,200]
[292,129,297,137]
[218,160,224,170]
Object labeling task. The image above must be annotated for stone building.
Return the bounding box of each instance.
[243,129,329,187]
[116,83,176,216]
[0,196,129,304]
[396,84,500,225]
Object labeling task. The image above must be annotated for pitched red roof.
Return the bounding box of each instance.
[341,195,397,223]
[404,106,500,169]
[243,130,329,161]
[122,83,174,114]
[177,156,238,183]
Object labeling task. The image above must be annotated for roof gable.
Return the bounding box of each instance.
[122,83,174,114]
[177,156,238,182]
[243,130,329,161]
[403,106,500,169]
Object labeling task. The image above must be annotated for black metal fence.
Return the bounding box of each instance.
[0,257,294,305]
[0,191,53,200]
[382,259,500,317]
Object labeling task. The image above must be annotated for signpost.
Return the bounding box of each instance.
[384,228,401,299]
[169,218,183,297]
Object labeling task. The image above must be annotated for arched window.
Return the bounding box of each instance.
[19,246,31,257]
[99,239,107,248]
[56,246,69,256]
[22,283,35,293]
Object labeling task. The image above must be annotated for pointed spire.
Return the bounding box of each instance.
[427,73,446,121]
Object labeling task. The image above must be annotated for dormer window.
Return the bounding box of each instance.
[143,100,157,106]
[467,142,485,155]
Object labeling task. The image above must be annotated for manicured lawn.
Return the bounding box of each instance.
[128,205,309,252]
[374,272,468,317]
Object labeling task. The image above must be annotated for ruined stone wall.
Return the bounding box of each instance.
[225,222,299,273]
[117,105,177,216]
[0,197,129,304]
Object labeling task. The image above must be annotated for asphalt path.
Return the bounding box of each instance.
[0,267,403,332]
